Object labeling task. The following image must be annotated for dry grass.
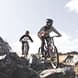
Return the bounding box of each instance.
[59,55,67,63]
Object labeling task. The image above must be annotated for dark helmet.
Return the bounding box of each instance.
[46,18,53,23]
[25,30,29,34]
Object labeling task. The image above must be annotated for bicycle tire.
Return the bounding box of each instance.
[38,47,42,59]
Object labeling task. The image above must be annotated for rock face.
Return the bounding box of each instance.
[30,54,53,73]
[0,52,40,78]
[0,36,76,78]
[0,52,75,78]
[0,36,11,55]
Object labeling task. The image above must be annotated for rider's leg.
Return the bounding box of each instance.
[22,43,24,55]
[46,36,51,57]
[41,38,45,57]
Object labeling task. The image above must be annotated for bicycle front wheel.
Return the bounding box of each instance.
[50,46,59,68]
[23,43,29,58]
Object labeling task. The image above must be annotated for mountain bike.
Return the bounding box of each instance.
[20,37,29,58]
[38,36,59,68]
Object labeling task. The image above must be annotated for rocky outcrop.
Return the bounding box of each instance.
[0,36,76,78]
[0,52,40,78]
[30,54,53,73]
[30,54,76,78]
[0,36,11,55]
[40,67,75,78]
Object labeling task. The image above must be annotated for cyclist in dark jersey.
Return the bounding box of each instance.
[19,30,33,56]
[38,18,61,57]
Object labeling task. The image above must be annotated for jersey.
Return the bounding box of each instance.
[38,25,53,38]
[19,35,33,43]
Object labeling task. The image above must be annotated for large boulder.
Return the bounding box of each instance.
[40,67,75,78]
[12,66,40,78]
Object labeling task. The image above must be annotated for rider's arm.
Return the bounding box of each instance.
[28,36,33,42]
[52,26,62,37]
[37,26,47,38]
[19,35,25,41]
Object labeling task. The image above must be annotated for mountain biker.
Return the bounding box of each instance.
[38,18,62,57]
[19,30,33,57]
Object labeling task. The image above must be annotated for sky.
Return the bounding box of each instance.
[0,0,78,55]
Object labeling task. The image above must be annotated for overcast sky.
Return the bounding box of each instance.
[0,0,78,55]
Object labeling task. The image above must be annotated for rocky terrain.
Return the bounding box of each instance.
[0,36,77,78]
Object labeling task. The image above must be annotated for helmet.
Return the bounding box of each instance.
[25,30,29,34]
[46,18,53,23]
[46,18,53,27]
